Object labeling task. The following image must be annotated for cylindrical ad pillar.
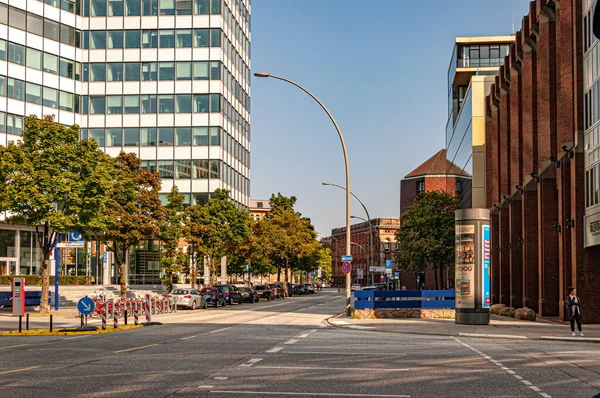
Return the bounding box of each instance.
[455,208,491,325]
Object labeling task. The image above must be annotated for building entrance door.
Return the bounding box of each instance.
[0,259,18,275]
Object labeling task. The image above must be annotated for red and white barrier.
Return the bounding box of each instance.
[145,294,152,323]
[134,301,139,325]
[101,307,106,330]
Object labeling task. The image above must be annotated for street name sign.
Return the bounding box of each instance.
[77,297,95,315]
[341,255,353,262]
[369,266,386,272]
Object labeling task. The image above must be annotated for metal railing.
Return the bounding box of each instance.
[354,290,456,310]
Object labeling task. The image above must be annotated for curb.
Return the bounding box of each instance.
[0,324,144,336]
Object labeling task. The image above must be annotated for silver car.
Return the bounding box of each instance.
[169,288,207,310]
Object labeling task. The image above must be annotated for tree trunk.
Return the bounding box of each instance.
[40,254,51,313]
[277,267,281,282]
[433,265,439,290]
[438,266,444,290]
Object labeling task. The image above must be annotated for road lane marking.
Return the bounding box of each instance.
[214,377,229,380]
[208,390,410,397]
[284,339,298,345]
[255,366,410,372]
[297,334,309,338]
[266,347,283,353]
[181,335,197,340]
[0,366,39,375]
[280,351,406,356]
[530,386,541,392]
[209,327,232,334]
[332,320,348,325]
[114,344,159,353]
[198,385,214,389]
[0,344,30,350]
[239,358,263,367]
[459,332,527,339]
[297,309,305,311]
[310,329,317,333]
[64,335,91,340]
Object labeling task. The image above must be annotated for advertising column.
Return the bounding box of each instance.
[455,208,490,325]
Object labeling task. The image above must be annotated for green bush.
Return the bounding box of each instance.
[505,310,516,317]
[0,275,93,286]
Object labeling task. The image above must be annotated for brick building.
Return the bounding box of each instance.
[249,199,272,221]
[485,0,600,322]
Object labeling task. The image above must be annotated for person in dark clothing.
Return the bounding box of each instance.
[565,287,583,337]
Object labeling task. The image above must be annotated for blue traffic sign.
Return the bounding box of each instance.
[103,251,108,263]
[78,297,95,315]
[386,259,393,269]
[245,264,249,271]
[341,255,353,262]
[68,232,84,242]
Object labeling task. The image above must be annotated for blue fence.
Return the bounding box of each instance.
[0,291,51,308]
[353,290,456,310]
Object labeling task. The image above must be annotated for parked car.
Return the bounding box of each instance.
[361,285,377,291]
[293,284,307,295]
[238,287,259,303]
[304,283,315,294]
[200,286,226,307]
[214,284,243,305]
[269,283,285,298]
[351,283,362,291]
[255,284,275,300]
[169,288,207,310]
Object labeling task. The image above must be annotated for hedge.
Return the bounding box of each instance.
[0,275,94,286]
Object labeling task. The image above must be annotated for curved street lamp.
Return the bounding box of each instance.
[254,72,352,315]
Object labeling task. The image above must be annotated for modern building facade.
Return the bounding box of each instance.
[446,36,513,209]
[0,0,251,283]
[486,0,600,322]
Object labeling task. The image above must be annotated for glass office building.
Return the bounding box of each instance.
[446,36,512,209]
[0,0,250,280]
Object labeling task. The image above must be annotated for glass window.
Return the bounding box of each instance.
[123,128,140,146]
[141,94,157,113]
[159,30,175,48]
[7,43,25,65]
[0,111,5,133]
[210,61,221,80]
[60,25,76,46]
[90,31,106,49]
[175,160,191,178]
[158,95,174,113]
[0,76,6,97]
[176,29,192,47]
[26,48,42,70]
[158,127,174,145]
[107,95,123,114]
[141,127,156,146]
[8,7,26,30]
[158,160,174,178]
[8,78,24,101]
[210,126,220,146]
[194,0,209,14]
[141,160,157,173]
[176,95,192,113]
[193,62,209,80]
[43,53,59,74]
[210,28,221,47]
[124,95,140,114]
[106,128,122,146]
[142,62,158,80]
[107,63,123,81]
[194,94,208,112]
[142,30,158,48]
[108,0,124,16]
[59,91,74,111]
[81,95,88,114]
[6,114,24,136]
[27,13,44,36]
[90,128,105,146]
[193,127,208,145]
[89,96,106,114]
[159,62,175,80]
[125,62,141,80]
[91,0,107,16]
[82,31,89,49]
[210,94,220,112]
[43,87,58,108]
[90,63,106,81]
[44,19,60,41]
[25,82,42,105]
[126,0,141,15]
[75,62,82,81]
[194,29,209,47]
[0,4,7,25]
[211,0,221,14]
[59,58,75,79]
[108,31,124,49]
[193,159,209,178]
[143,0,158,15]
[210,160,220,178]
[0,40,5,61]
[176,0,192,14]
[175,127,191,146]
[176,62,192,80]
[159,0,175,15]
[125,30,141,48]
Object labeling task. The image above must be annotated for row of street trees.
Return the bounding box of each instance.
[0,116,325,312]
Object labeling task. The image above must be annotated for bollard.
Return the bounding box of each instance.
[18,316,22,333]
[26,314,29,331]
[101,308,106,330]
[124,309,128,325]
[134,301,139,325]
[80,314,84,329]
[113,304,118,329]
[50,314,53,332]
[145,294,151,324]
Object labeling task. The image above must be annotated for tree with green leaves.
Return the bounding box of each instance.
[0,115,115,312]
[184,189,250,285]
[96,152,165,297]
[395,190,457,289]
[157,186,185,289]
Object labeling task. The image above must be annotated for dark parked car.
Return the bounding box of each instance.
[238,287,259,303]
[255,285,275,300]
[214,284,243,305]
[200,286,226,307]
[269,283,285,298]
[291,283,307,295]
[304,283,316,294]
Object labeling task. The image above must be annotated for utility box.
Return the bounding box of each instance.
[12,277,26,317]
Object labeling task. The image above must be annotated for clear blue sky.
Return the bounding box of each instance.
[250,0,531,237]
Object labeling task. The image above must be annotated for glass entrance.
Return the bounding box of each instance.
[0,259,18,275]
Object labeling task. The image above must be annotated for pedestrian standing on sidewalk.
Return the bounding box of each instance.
[565,287,583,337]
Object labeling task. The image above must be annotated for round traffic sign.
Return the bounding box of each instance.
[78,296,95,315]
[342,262,352,274]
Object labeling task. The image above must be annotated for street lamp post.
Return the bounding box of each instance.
[322,182,374,286]
[255,72,353,316]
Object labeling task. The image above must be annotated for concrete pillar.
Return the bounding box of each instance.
[221,256,227,284]
[522,188,539,312]
[491,212,500,304]
[509,199,523,309]
[499,208,510,305]
[538,176,559,317]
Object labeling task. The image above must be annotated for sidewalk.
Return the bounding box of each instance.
[328,313,600,343]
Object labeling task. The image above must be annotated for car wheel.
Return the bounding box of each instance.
[203,300,208,309]
[238,297,242,305]
[191,301,196,310]
[214,300,218,308]
[228,297,233,305]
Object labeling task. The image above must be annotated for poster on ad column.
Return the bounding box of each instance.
[482,225,491,308]
[455,224,475,308]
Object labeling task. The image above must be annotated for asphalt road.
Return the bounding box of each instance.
[1,290,599,398]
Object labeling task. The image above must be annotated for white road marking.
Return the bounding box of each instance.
[64,335,91,340]
[209,327,232,334]
[310,329,318,333]
[458,332,527,339]
[266,347,283,353]
[239,358,263,367]
[284,339,299,345]
[297,334,309,338]
[209,390,410,397]
[540,393,552,398]
[332,320,349,325]
[347,325,376,329]
[256,366,410,372]
[198,385,214,389]
[181,335,197,340]
[513,375,523,380]
[297,309,305,311]
[521,380,533,386]
[530,386,541,392]
[540,336,600,342]
[280,351,406,356]
[214,377,229,381]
